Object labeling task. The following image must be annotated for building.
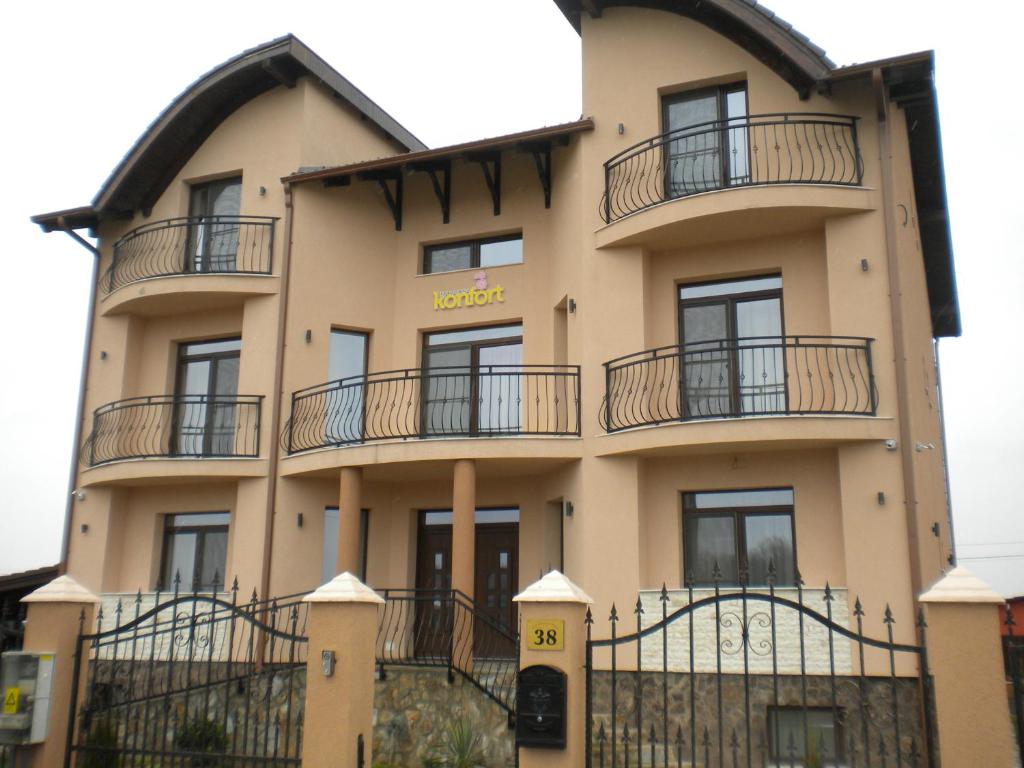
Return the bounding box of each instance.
[30,4,964,763]
[0,566,58,652]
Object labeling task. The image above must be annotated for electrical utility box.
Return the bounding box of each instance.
[0,652,55,745]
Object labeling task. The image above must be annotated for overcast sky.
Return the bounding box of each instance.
[1,1,1020,596]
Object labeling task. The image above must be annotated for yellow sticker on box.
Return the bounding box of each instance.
[3,687,19,714]
[526,619,564,651]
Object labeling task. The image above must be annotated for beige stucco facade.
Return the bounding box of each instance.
[39,10,957,671]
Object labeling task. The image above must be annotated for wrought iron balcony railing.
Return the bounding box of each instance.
[601,113,862,223]
[103,215,275,294]
[83,394,263,466]
[284,364,581,454]
[602,336,876,432]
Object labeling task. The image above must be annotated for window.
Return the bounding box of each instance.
[188,176,242,272]
[321,507,368,584]
[174,338,241,456]
[767,707,843,766]
[682,489,795,586]
[663,84,748,196]
[423,235,522,274]
[160,513,230,591]
[679,275,784,418]
[422,324,522,435]
[326,330,369,443]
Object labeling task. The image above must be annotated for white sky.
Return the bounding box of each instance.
[1,0,1021,596]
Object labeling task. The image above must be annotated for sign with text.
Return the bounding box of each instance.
[433,270,505,310]
[525,619,564,651]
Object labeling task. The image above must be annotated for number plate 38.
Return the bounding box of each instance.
[525,619,564,651]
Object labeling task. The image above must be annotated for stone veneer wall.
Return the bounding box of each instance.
[85,660,306,759]
[589,670,924,766]
[636,588,853,674]
[374,667,515,768]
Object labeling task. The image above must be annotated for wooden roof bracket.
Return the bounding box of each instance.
[410,160,452,224]
[467,151,502,216]
[520,140,553,209]
[358,170,403,231]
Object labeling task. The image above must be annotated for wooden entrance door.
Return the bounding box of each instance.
[414,522,452,659]
[414,514,519,659]
[474,523,519,658]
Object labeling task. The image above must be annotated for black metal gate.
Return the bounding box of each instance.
[586,578,937,768]
[64,579,308,767]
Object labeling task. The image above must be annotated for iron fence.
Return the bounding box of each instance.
[376,588,518,719]
[602,336,875,432]
[65,578,307,767]
[586,569,936,768]
[104,216,275,293]
[284,365,580,453]
[601,113,862,222]
[83,394,263,466]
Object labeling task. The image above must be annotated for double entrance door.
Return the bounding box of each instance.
[414,509,518,659]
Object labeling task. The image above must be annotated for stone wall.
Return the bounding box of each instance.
[373,667,515,768]
[590,670,925,766]
[83,660,306,760]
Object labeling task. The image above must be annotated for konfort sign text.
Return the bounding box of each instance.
[432,271,505,311]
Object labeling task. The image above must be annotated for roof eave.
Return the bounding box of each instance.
[284,118,594,185]
[91,34,425,216]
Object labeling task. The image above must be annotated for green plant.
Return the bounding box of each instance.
[421,719,487,768]
[80,718,120,768]
[174,716,229,767]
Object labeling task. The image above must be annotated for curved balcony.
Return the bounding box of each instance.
[283,364,581,455]
[82,394,263,467]
[601,113,862,224]
[103,215,276,294]
[602,336,876,433]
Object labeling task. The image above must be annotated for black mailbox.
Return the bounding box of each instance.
[516,664,566,749]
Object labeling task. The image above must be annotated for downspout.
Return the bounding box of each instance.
[873,67,924,599]
[258,182,295,600]
[56,217,101,576]
[934,338,957,566]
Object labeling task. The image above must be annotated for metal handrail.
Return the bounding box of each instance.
[601,112,862,222]
[83,394,264,465]
[284,364,581,453]
[376,588,519,717]
[602,335,876,431]
[104,215,276,294]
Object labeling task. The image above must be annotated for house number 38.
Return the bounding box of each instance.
[525,619,564,651]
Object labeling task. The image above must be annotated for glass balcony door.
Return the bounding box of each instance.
[188,176,242,273]
[325,330,368,444]
[174,338,241,456]
[422,324,523,436]
[663,84,748,197]
[679,277,784,418]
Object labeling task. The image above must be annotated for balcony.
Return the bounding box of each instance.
[602,336,877,434]
[283,365,581,455]
[99,216,277,314]
[82,394,263,467]
[601,113,862,223]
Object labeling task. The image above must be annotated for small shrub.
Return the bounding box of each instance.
[421,719,487,768]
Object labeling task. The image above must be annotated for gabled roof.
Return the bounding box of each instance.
[552,0,834,95]
[38,34,425,229]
